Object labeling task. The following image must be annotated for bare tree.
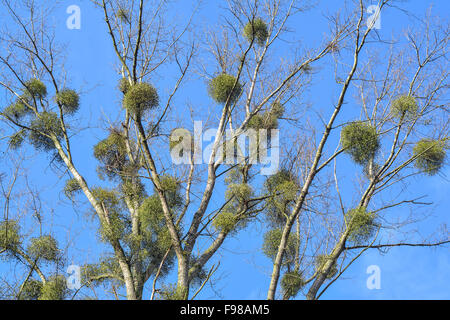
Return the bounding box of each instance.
[263,1,449,300]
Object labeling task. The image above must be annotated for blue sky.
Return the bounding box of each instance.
[0,0,449,300]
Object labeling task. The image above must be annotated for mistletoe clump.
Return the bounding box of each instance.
[159,174,179,191]
[92,188,126,242]
[243,18,269,46]
[123,82,159,115]
[93,130,128,178]
[55,89,80,115]
[139,192,180,225]
[345,207,376,244]
[0,220,21,251]
[208,74,243,104]
[19,279,43,300]
[225,183,253,204]
[262,228,299,266]
[248,110,281,130]
[28,112,63,151]
[212,212,238,233]
[245,103,284,159]
[264,170,298,201]
[3,103,26,120]
[93,187,122,215]
[159,175,183,207]
[64,178,82,199]
[341,121,380,165]
[139,195,176,254]
[159,283,186,300]
[99,211,126,243]
[28,235,60,262]
[24,79,47,99]
[156,228,174,255]
[38,275,68,300]
[118,78,131,94]
[413,139,447,175]
[139,176,183,228]
[315,254,338,279]
[3,98,32,120]
[212,183,253,234]
[281,271,305,299]
[81,264,110,286]
[391,95,418,119]
[270,102,285,118]
[264,169,297,190]
[264,170,299,226]
[81,258,122,286]
[122,179,146,204]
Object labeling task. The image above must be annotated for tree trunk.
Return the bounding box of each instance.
[53,138,138,300]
